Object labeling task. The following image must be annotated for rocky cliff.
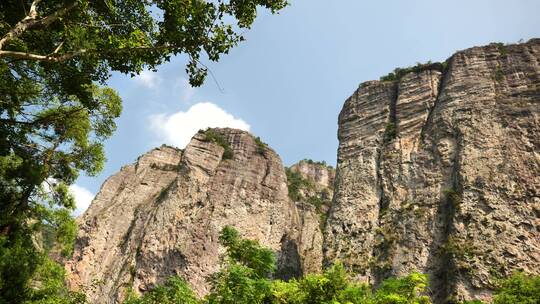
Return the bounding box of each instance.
[325,39,540,302]
[66,129,332,303]
[67,39,540,304]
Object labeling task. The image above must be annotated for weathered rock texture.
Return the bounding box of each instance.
[290,160,335,190]
[325,39,540,302]
[288,160,335,274]
[67,129,318,303]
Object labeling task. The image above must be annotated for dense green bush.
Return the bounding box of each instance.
[492,272,540,304]
[24,258,86,304]
[0,206,80,303]
[124,277,199,304]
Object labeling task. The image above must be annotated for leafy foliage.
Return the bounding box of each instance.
[123,227,540,304]
[0,185,80,302]
[0,0,288,86]
[492,272,540,304]
[203,129,234,160]
[218,226,276,278]
[206,263,272,304]
[0,81,120,302]
[458,272,540,304]
[24,256,87,304]
[374,272,431,304]
[124,276,199,304]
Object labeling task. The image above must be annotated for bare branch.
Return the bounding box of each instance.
[0,1,77,50]
[0,48,89,62]
[0,44,181,62]
[28,0,42,18]
[52,41,65,54]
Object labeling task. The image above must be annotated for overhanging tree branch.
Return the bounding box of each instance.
[0,1,78,50]
[0,44,181,62]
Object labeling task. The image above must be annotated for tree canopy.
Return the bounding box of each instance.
[0,1,287,302]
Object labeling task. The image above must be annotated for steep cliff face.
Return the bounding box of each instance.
[67,129,312,303]
[287,160,335,274]
[325,39,540,302]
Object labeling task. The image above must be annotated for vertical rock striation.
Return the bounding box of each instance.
[326,39,540,302]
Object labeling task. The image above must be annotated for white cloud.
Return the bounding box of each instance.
[69,184,95,216]
[149,102,250,148]
[134,70,161,88]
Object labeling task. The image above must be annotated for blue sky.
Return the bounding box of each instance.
[71,0,540,214]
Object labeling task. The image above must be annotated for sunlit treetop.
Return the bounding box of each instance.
[0,0,288,85]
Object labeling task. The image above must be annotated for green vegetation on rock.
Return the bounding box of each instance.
[255,137,267,155]
[459,272,540,304]
[380,61,448,82]
[302,159,330,167]
[384,122,398,142]
[285,166,332,213]
[285,168,313,202]
[203,129,234,160]
[492,272,540,304]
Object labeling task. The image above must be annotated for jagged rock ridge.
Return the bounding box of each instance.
[325,39,540,302]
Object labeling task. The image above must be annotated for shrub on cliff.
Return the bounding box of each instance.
[124,277,199,304]
[285,168,312,202]
[203,129,234,160]
[255,137,268,155]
